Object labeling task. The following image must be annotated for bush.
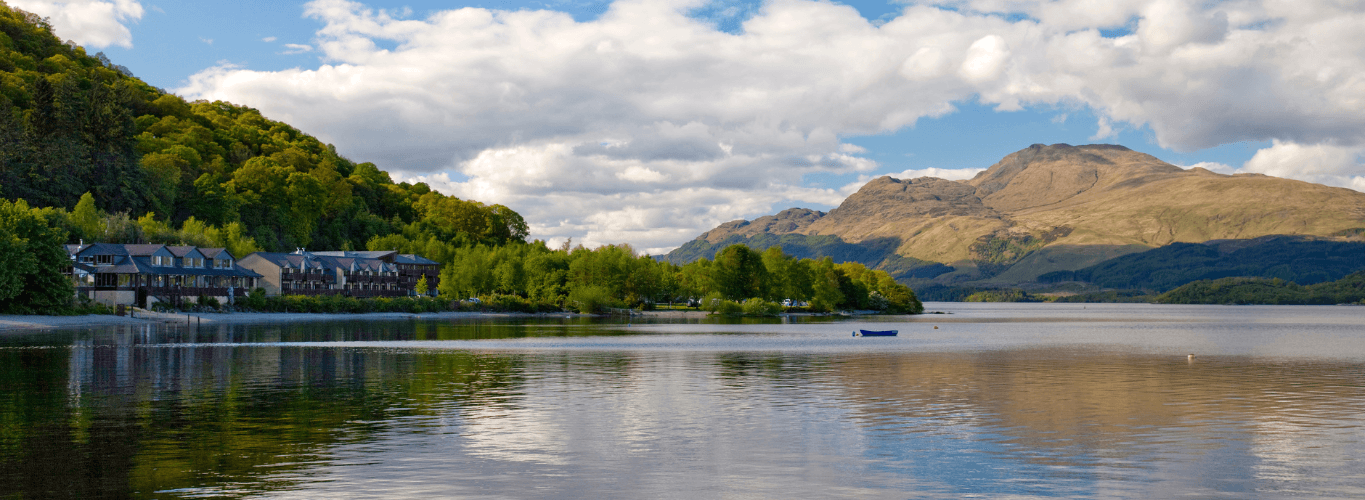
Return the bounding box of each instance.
[196,295,221,310]
[69,295,114,316]
[714,299,743,315]
[568,285,620,314]
[740,298,781,316]
[700,291,726,312]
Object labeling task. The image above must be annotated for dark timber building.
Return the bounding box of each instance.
[67,243,263,308]
[237,249,441,297]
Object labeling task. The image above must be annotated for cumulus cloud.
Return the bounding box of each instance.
[1180,161,1236,175]
[1239,140,1365,188]
[9,0,143,48]
[282,43,313,54]
[892,167,985,181]
[178,0,1365,251]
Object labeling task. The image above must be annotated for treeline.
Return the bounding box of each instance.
[0,199,73,313]
[0,4,526,253]
[404,242,922,314]
[1156,272,1365,305]
[664,232,956,281]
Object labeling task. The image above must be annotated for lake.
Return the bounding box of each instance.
[3,303,1364,498]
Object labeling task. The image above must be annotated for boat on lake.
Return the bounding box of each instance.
[853,329,898,337]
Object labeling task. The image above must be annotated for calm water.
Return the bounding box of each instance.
[2,303,1364,498]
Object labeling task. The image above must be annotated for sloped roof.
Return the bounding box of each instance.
[310,250,395,258]
[198,247,230,260]
[165,245,205,258]
[77,242,131,257]
[395,254,439,265]
[123,244,167,256]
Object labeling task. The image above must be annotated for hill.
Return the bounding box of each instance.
[1156,272,1365,305]
[666,144,1365,288]
[0,3,525,254]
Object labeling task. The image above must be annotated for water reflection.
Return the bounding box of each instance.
[0,307,1363,498]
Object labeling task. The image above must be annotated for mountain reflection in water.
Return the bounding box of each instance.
[1,304,1363,498]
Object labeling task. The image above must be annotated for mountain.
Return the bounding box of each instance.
[665,144,1365,286]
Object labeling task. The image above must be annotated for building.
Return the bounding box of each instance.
[67,243,263,308]
[237,249,441,297]
[309,250,441,293]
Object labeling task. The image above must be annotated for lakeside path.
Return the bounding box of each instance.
[0,309,717,332]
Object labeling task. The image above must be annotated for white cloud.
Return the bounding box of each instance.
[178,0,1365,251]
[1240,140,1365,191]
[263,36,278,42]
[1180,161,1235,175]
[892,167,986,181]
[9,0,144,48]
[282,43,313,54]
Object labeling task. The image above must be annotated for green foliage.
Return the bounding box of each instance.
[1156,272,1365,305]
[712,244,769,300]
[415,275,428,296]
[227,293,460,314]
[0,6,527,253]
[0,198,73,314]
[663,233,953,282]
[1049,290,1155,303]
[740,298,782,316]
[963,289,1038,302]
[196,295,221,310]
[567,285,620,314]
[699,291,726,312]
[427,242,921,315]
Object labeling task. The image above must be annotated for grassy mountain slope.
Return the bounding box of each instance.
[667,144,1365,286]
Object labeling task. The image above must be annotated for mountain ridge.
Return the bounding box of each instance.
[666,143,1365,285]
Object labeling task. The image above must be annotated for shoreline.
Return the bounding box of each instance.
[0,308,916,332]
[0,309,715,332]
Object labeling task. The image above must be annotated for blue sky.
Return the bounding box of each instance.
[92,0,1268,171]
[21,0,1365,252]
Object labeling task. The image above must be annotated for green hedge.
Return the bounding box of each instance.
[230,289,564,314]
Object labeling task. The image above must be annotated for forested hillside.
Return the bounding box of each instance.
[1156,272,1365,305]
[1040,236,1365,291]
[0,3,526,254]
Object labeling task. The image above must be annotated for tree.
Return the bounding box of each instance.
[0,199,74,314]
[70,191,102,240]
[712,244,769,300]
[415,275,428,296]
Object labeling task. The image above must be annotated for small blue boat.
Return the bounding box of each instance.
[853,329,898,337]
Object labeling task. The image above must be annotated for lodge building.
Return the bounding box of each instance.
[66,244,442,307]
[67,243,263,308]
[236,249,441,298]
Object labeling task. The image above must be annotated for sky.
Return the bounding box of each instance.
[15,0,1365,254]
